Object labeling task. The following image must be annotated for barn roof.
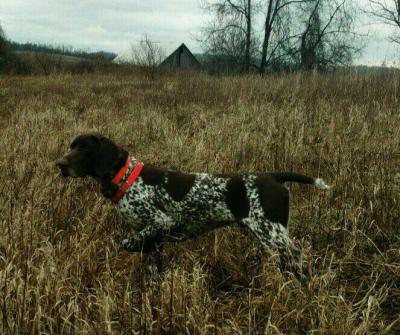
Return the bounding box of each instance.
[159,43,201,68]
[114,41,200,67]
[159,43,184,59]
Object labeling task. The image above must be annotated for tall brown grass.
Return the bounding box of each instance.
[0,71,399,334]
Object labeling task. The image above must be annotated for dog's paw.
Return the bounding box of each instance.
[121,238,133,251]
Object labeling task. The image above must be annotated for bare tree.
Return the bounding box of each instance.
[201,0,306,73]
[0,23,9,56]
[259,0,312,74]
[258,0,303,73]
[0,23,13,71]
[367,0,400,44]
[200,0,360,73]
[130,35,166,78]
[295,0,360,70]
[200,0,256,72]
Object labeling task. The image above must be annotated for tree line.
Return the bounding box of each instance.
[10,42,117,61]
[0,29,119,75]
[200,0,400,73]
[1,0,400,75]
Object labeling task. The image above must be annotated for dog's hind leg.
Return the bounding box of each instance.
[241,218,303,277]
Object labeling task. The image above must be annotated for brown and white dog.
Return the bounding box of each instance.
[57,133,330,276]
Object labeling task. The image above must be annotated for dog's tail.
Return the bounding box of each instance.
[270,172,331,190]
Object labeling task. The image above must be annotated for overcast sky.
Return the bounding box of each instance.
[1,0,399,66]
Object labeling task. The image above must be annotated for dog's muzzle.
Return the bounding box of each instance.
[56,159,73,177]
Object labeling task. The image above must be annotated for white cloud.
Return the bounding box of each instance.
[0,0,206,53]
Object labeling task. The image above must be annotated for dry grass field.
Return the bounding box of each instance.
[0,71,399,334]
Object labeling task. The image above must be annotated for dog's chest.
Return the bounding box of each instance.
[118,180,157,230]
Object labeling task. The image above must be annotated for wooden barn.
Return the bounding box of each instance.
[159,43,201,70]
[114,42,201,70]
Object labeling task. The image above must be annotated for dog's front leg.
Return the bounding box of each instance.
[122,225,164,253]
[123,226,165,288]
[146,243,164,274]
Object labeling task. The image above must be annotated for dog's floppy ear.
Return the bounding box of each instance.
[93,135,125,178]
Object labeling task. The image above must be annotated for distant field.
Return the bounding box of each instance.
[0,72,399,334]
[15,50,87,63]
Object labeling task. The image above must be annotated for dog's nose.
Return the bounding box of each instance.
[56,159,68,169]
[56,159,70,177]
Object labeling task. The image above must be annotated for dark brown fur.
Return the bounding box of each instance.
[226,177,250,220]
[165,171,196,202]
[57,133,128,198]
[255,175,289,226]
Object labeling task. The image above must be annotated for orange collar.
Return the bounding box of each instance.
[111,157,144,204]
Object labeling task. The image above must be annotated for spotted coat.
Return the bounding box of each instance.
[118,161,304,272]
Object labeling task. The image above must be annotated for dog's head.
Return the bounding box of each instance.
[57,133,128,179]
